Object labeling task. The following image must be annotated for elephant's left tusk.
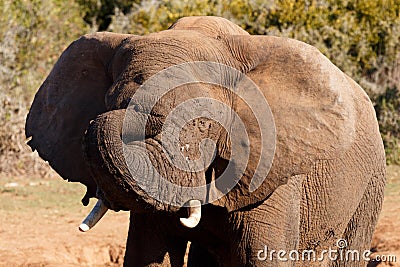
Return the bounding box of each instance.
[180,199,202,228]
[79,199,108,232]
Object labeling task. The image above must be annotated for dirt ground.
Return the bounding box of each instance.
[0,175,128,266]
[0,166,399,266]
[369,165,400,267]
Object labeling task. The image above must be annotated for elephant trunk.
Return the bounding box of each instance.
[84,109,163,213]
[83,109,207,217]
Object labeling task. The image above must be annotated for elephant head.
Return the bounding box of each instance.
[26,16,355,230]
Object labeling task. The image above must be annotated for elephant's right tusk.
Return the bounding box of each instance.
[180,199,202,228]
[79,199,108,232]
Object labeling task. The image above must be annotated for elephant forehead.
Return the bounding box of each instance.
[169,16,250,38]
[107,33,240,110]
[117,31,230,71]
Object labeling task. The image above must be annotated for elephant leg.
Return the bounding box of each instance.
[187,242,220,267]
[124,211,188,267]
[299,151,385,267]
[226,174,303,267]
[331,174,385,267]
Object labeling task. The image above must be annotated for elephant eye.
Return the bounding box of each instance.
[133,73,144,85]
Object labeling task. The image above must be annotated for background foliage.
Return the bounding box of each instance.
[0,0,88,174]
[0,0,399,175]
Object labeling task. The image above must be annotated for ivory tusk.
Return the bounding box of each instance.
[180,199,202,228]
[79,199,108,232]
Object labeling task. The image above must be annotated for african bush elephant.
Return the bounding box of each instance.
[26,16,386,266]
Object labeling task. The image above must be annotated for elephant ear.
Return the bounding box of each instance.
[25,32,131,203]
[213,35,356,211]
[169,16,249,38]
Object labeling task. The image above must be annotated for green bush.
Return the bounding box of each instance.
[75,0,139,30]
[375,87,400,164]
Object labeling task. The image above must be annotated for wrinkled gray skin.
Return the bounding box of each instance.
[26,16,386,266]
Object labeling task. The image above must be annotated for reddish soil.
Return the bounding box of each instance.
[0,208,128,266]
